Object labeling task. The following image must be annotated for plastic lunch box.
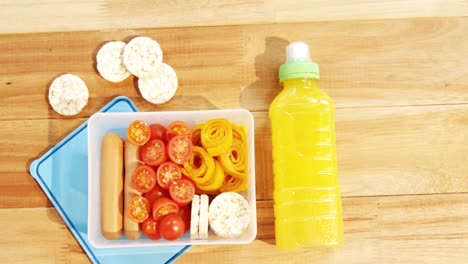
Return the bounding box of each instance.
[30,97,191,263]
[87,109,257,248]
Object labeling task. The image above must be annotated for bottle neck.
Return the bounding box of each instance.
[282,78,318,89]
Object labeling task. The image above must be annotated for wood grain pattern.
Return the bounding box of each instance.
[1,194,466,263]
[2,104,468,208]
[179,194,468,264]
[2,17,468,121]
[0,208,89,263]
[256,105,468,199]
[1,1,468,263]
[1,1,468,34]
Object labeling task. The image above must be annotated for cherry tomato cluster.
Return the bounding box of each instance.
[126,120,194,241]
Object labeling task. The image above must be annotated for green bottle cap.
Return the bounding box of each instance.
[279,42,320,82]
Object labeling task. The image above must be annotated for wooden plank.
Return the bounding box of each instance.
[0,208,89,263]
[1,1,468,34]
[274,0,468,24]
[0,172,51,208]
[2,105,468,208]
[240,18,468,110]
[179,194,468,264]
[1,194,467,263]
[2,18,468,120]
[257,105,468,199]
[0,27,245,119]
[0,118,85,208]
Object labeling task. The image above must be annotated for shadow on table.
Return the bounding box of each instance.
[240,36,289,111]
[241,37,289,247]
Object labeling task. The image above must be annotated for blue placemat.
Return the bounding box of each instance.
[29,96,191,264]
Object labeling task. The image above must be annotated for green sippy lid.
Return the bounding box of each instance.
[279,42,319,82]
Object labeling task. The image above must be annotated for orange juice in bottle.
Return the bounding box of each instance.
[269,42,344,249]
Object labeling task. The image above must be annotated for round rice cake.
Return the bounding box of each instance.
[123,36,163,78]
[96,41,131,82]
[190,194,200,239]
[137,63,178,105]
[208,192,250,238]
[199,194,209,240]
[48,73,89,116]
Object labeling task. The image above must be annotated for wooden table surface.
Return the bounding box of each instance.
[1,1,468,263]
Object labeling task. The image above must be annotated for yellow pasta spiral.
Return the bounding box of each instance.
[201,118,232,156]
[218,138,247,179]
[183,146,215,185]
[197,160,225,191]
[219,174,247,193]
[191,123,203,147]
[232,124,246,141]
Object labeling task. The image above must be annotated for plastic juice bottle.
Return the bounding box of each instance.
[269,42,344,250]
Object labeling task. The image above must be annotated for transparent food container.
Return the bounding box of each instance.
[87,109,257,248]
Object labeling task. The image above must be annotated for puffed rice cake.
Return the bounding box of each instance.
[96,41,131,82]
[137,63,178,105]
[123,36,163,78]
[48,73,89,116]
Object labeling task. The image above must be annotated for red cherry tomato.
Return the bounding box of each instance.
[157,161,182,189]
[167,135,193,165]
[159,213,185,241]
[179,205,191,232]
[131,165,156,193]
[127,120,151,146]
[140,139,167,166]
[127,197,150,223]
[152,197,180,221]
[149,124,167,141]
[166,121,191,141]
[142,217,161,240]
[143,184,169,206]
[169,178,195,206]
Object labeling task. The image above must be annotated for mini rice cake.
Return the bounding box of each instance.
[198,194,209,239]
[48,73,89,116]
[123,36,163,78]
[190,194,200,239]
[137,63,178,105]
[209,192,250,238]
[96,41,131,82]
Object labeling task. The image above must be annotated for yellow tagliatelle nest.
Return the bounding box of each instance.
[191,123,203,147]
[188,120,249,195]
[219,174,247,193]
[197,160,225,191]
[183,146,215,185]
[218,138,247,179]
[201,118,233,156]
[232,124,246,141]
